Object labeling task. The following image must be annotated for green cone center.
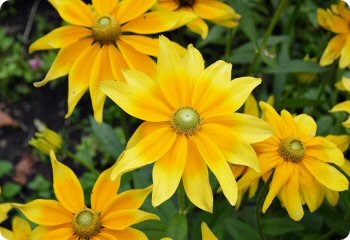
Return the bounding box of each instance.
[278,137,305,163]
[171,107,201,135]
[91,15,121,45]
[73,208,101,238]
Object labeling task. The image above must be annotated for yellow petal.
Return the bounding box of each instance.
[302,159,349,191]
[49,0,94,26]
[283,168,304,221]
[259,101,285,139]
[39,225,74,239]
[33,38,93,87]
[12,217,32,239]
[121,11,178,34]
[328,11,350,33]
[187,17,208,39]
[0,203,11,223]
[0,228,13,240]
[101,210,159,230]
[194,133,237,205]
[299,168,324,212]
[50,151,85,213]
[66,43,100,118]
[13,200,73,226]
[317,8,331,30]
[108,45,128,82]
[28,226,50,240]
[100,80,171,122]
[340,35,350,68]
[325,189,340,206]
[117,40,156,78]
[330,100,350,113]
[103,186,152,214]
[244,94,259,117]
[116,0,156,24]
[157,35,188,108]
[183,43,205,87]
[91,166,121,213]
[120,35,159,57]
[29,26,90,52]
[92,0,118,15]
[262,162,291,213]
[183,138,213,212]
[279,110,298,138]
[110,126,176,179]
[326,134,350,152]
[338,1,350,22]
[201,222,218,240]
[193,0,239,21]
[152,136,187,206]
[294,114,317,137]
[100,227,148,240]
[305,145,344,166]
[320,34,346,66]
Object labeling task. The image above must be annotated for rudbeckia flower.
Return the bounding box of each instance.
[30,0,195,122]
[14,151,158,239]
[154,0,240,38]
[100,36,272,212]
[331,77,350,127]
[238,102,349,221]
[318,1,350,68]
[0,216,32,240]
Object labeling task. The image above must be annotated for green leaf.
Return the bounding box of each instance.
[89,116,124,158]
[225,218,260,240]
[75,136,96,169]
[28,175,50,191]
[0,161,13,177]
[262,217,304,235]
[3,182,22,199]
[262,60,328,73]
[166,213,188,240]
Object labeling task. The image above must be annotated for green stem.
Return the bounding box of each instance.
[64,150,98,174]
[119,110,130,141]
[256,172,274,240]
[225,28,237,59]
[248,0,289,75]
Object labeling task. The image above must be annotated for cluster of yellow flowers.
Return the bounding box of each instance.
[1,0,350,239]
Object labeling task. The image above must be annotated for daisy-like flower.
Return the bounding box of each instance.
[14,151,158,239]
[154,0,240,39]
[238,102,349,221]
[30,0,195,122]
[331,77,350,127]
[318,1,350,68]
[100,36,272,212]
[0,216,32,240]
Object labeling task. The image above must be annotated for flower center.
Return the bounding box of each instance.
[176,0,195,8]
[278,137,305,163]
[171,107,201,135]
[72,208,101,239]
[91,15,121,45]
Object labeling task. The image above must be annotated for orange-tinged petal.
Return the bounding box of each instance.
[12,217,31,239]
[330,100,350,113]
[328,11,350,33]
[101,210,159,230]
[302,158,349,191]
[262,162,291,213]
[187,17,208,39]
[340,35,350,68]
[120,35,159,57]
[116,0,156,24]
[92,231,117,240]
[49,0,94,26]
[13,200,73,226]
[201,222,218,240]
[183,138,213,212]
[339,1,350,21]
[108,45,128,82]
[193,0,239,21]
[39,225,74,239]
[29,26,90,52]
[110,126,176,179]
[320,34,346,66]
[194,133,237,205]
[33,38,93,87]
[294,114,317,137]
[283,168,304,221]
[280,110,298,138]
[101,227,147,240]
[91,166,121,213]
[299,168,324,212]
[103,186,152,214]
[237,168,261,191]
[100,80,171,122]
[152,135,187,206]
[29,226,51,240]
[92,0,118,15]
[66,43,100,118]
[117,40,156,78]
[50,151,85,213]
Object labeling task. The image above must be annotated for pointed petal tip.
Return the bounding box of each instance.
[33,80,49,88]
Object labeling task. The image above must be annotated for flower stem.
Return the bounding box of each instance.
[248,0,289,75]
[225,28,238,59]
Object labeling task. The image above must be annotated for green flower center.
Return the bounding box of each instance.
[176,0,195,8]
[171,107,201,135]
[278,137,305,163]
[72,208,101,239]
[91,15,121,45]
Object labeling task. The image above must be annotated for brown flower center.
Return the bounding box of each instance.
[91,15,121,45]
[72,208,101,239]
[171,107,201,135]
[278,137,305,163]
[176,0,195,8]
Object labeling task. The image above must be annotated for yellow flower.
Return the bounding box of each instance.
[0,203,12,224]
[100,36,272,212]
[14,151,158,239]
[30,0,195,122]
[331,77,350,128]
[0,216,32,240]
[201,222,218,240]
[238,102,349,221]
[297,54,318,84]
[154,0,240,39]
[318,1,350,68]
